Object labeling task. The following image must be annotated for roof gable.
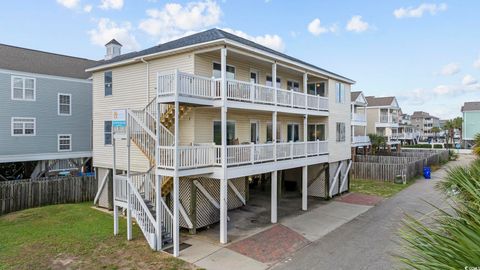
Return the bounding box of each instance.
[351,91,367,105]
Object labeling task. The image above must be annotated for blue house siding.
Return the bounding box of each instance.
[0,71,92,158]
[463,111,480,140]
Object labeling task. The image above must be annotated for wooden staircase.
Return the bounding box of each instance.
[160,105,191,131]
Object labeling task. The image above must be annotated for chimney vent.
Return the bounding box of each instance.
[105,39,122,60]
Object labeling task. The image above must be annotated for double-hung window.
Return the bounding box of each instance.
[104,121,112,145]
[336,122,346,142]
[11,76,35,101]
[58,134,72,151]
[307,82,326,97]
[58,93,72,116]
[212,63,235,79]
[287,123,300,142]
[335,82,345,103]
[104,71,112,96]
[11,117,36,136]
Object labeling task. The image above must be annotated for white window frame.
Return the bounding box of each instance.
[336,122,346,142]
[266,74,282,88]
[335,82,345,104]
[213,120,236,145]
[11,117,36,136]
[287,79,300,92]
[11,76,36,101]
[212,61,236,79]
[57,134,72,152]
[58,93,72,116]
[308,123,327,141]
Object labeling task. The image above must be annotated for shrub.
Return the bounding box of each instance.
[403,144,432,149]
[397,159,480,268]
[433,144,443,149]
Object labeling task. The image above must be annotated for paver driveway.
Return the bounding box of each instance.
[272,154,474,270]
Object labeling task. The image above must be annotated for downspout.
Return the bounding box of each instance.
[140,58,150,104]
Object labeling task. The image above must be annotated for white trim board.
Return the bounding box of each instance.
[0,151,92,163]
[0,68,92,84]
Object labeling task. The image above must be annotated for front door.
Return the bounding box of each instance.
[250,69,259,84]
[250,121,259,143]
[287,123,300,142]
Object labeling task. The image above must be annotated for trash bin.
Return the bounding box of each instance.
[423,167,431,179]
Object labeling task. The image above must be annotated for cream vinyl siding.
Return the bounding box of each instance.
[194,53,304,91]
[366,108,380,134]
[92,52,194,171]
[327,79,351,162]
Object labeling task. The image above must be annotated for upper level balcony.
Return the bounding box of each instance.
[156,140,328,178]
[352,135,371,146]
[351,112,367,126]
[157,71,329,116]
[376,114,399,128]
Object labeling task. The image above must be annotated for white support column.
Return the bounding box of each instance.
[302,165,308,211]
[126,116,132,240]
[273,111,277,161]
[303,72,308,108]
[113,133,118,235]
[304,114,308,157]
[271,170,278,223]
[155,103,162,250]
[173,100,180,257]
[272,62,277,106]
[220,47,228,244]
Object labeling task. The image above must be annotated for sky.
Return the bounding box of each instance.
[1,0,480,119]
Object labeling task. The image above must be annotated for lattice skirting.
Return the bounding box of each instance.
[178,177,246,229]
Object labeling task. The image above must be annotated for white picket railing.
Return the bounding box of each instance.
[157,141,328,169]
[352,113,366,122]
[157,72,329,111]
[352,135,371,144]
[114,174,128,202]
[158,196,174,245]
[128,111,157,163]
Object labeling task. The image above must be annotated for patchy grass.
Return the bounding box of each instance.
[350,179,414,198]
[0,202,195,270]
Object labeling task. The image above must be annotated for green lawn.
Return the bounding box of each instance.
[350,179,414,198]
[0,202,194,270]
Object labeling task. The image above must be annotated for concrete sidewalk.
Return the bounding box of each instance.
[179,197,376,269]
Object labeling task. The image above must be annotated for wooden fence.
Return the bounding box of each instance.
[352,150,449,182]
[0,176,97,215]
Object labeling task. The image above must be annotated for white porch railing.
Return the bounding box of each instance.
[157,141,328,169]
[114,174,128,202]
[157,71,329,111]
[352,136,371,144]
[352,113,366,122]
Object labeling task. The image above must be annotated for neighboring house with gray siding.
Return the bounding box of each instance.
[462,101,480,148]
[0,44,97,178]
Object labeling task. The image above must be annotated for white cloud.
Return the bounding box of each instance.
[88,18,140,51]
[139,0,221,43]
[462,74,477,86]
[307,18,337,36]
[438,63,460,76]
[221,28,285,52]
[99,0,124,10]
[394,3,447,19]
[83,4,92,12]
[474,56,480,69]
[57,0,80,9]
[346,15,369,32]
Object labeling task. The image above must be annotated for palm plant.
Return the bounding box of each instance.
[472,133,480,157]
[397,159,480,269]
[368,133,386,155]
[453,117,463,144]
[430,127,441,142]
[443,120,455,145]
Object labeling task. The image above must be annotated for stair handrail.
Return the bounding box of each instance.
[126,175,158,249]
[128,110,157,139]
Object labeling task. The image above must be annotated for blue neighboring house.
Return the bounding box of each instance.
[0,44,97,179]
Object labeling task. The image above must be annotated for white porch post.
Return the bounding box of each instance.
[272,62,277,105]
[303,72,308,108]
[220,47,228,244]
[302,113,308,211]
[302,166,308,211]
[271,170,277,223]
[113,133,118,235]
[173,99,180,257]
[155,103,162,251]
[273,111,277,160]
[126,115,132,240]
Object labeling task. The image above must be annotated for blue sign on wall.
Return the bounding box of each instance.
[112,109,126,127]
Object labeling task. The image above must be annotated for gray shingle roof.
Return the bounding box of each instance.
[365,96,396,107]
[461,101,480,112]
[351,91,361,102]
[89,28,354,82]
[0,44,98,79]
[106,39,122,46]
[411,111,439,119]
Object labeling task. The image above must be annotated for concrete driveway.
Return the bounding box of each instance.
[272,154,474,270]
